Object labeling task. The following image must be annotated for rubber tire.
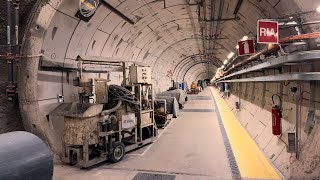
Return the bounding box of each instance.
[109,142,125,163]
[142,127,152,140]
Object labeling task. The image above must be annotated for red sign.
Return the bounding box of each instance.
[238,39,255,56]
[257,20,279,44]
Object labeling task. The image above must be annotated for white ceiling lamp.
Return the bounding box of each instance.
[317,5,320,13]
[221,65,225,69]
[236,45,239,49]
[223,59,228,65]
[286,21,297,25]
[79,0,99,17]
[227,52,235,59]
[242,36,248,41]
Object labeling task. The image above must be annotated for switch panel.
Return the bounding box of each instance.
[129,66,152,84]
[287,131,296,153]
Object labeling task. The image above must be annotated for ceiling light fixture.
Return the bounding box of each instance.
[242,36,248,40]
[236,45,239,49]
[224,59,228,65]
[317,6,320,13]
[79,0,99,17]
[286,21,297,25]
[227,52,235,59]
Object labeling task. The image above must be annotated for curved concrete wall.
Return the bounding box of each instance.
[223,63,320,179]
[11,0,320,176]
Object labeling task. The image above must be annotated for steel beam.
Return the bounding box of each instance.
[218,72,320,83]
[100,0,134,25]
[218,50,320,81]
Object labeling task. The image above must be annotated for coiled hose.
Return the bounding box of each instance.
[108,85,140,111]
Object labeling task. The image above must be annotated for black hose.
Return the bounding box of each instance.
[101,100,122,116]
[108,85,139,105]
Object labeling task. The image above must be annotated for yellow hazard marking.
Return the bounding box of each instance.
[211,88,281,179]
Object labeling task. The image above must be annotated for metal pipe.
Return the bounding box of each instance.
[100,0,134,25]
[222,32,320,77]
[280,20,320,29]
[217,72,320,83]
[219,50,320,81]
[0,131,53,180]
[203,16,239,22]
[101,100,122,116]
[233,0,243,15]
[7,0,13,84]
[273,0,281,8]
[295,86,300,159]
[14,0,19,55]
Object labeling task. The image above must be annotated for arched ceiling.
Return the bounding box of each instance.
[18,0,317,146]
[14,0,320,158]
[28,0,312,93]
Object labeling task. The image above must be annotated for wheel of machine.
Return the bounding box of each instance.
[142,126,152,140]
[109,142,125,163]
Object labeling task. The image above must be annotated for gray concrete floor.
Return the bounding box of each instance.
[53,88,232,179]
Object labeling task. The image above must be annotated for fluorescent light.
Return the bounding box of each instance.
[242,36,248,40]
[223,59,228,65]
[286,21,297,25]
[236,45,239,49]
[317,6,320,13]
[227,52,235,59]
[221,65,225,69]
[291,42,307,45]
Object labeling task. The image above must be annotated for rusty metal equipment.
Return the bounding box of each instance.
[61,61,157,168]
[154,99,170,128]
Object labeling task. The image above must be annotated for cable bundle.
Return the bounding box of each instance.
[108,85,140,110]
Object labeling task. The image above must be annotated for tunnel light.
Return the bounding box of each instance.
[286,21,297,25]
[79,0,99,17]
[268,43,274,50]
[317,6,320,13]
[227,52,235,59]
[242,36,248,41]
[223,59,228,65]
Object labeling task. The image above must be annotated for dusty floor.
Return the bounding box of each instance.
[53,88,232,179]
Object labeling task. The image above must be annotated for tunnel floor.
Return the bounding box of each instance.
[53,88,281,180]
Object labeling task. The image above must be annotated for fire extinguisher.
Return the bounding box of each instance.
[272,94,282,135]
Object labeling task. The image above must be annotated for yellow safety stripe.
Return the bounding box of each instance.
[211,88,281,179]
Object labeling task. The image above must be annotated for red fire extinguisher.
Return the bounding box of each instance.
[272,94,282,135]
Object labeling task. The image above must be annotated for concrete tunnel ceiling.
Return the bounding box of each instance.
[19,0,314,151]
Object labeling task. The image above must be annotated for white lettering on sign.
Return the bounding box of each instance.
[259,27,276,37]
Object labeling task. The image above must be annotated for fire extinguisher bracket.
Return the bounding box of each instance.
[272,94,282,136]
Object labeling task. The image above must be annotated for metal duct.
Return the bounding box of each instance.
[0,131,53,180]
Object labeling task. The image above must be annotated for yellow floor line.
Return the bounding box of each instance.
[211,88,281,180]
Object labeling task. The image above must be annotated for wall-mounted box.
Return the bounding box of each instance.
[129,66,151,84]
[287,131,296,153]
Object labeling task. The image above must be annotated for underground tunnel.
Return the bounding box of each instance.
[1,0,320,179]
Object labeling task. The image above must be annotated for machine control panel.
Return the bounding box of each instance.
[129,66,151,84]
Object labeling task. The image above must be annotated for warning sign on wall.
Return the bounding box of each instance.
[257,20,279,44]
[238,39,255,56]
